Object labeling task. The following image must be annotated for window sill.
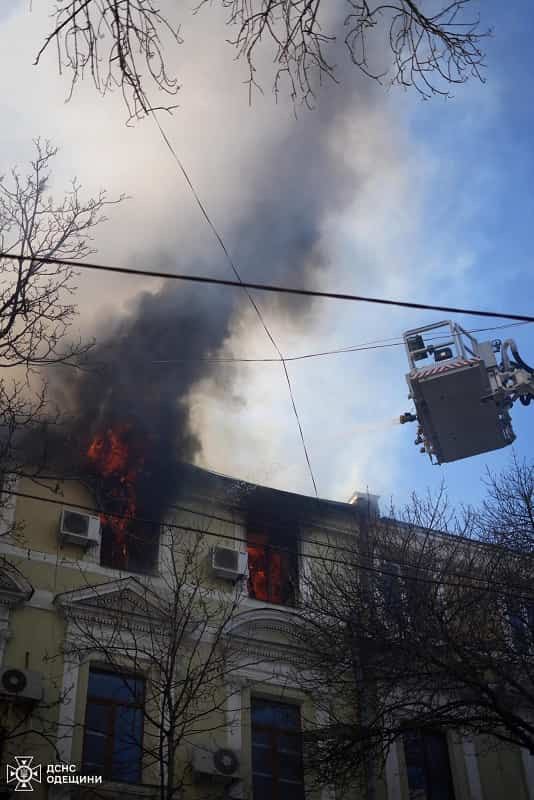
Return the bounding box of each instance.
[99,561,159,577]
[242,595,300,613]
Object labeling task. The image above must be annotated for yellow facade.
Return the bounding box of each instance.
[0,469,533,800]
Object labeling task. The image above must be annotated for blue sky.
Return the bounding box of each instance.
[389,0,534,512]
[0,0,533,516]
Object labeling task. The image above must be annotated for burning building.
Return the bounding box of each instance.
[0,458,368,800]
[2,460,533,800]
[4,27,526,796]
[25,42,386,576]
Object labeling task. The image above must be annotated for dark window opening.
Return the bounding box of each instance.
[100,523,159,575]
[377,560,436,631]
[403,729,455,800]
[251,698,305,800]
[82,668,145,783]
[379,562,403,611]
[247,529,298,606]
[375,561,406,631]
[507,598,534,653]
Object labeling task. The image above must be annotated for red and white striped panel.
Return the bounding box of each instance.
[410,357,481,380]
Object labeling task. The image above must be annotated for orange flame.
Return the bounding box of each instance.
[87,425,144,566]
[247,533,285,604]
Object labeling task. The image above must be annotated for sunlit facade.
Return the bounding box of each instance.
[0,465,533,800]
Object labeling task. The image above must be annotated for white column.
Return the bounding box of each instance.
[385,741,402,800]
[315,706,336,800]
[0,605,11,665]
[462,736,483,800]
[225,683,244,799]
[0,474,18,536]
[157,528,174,586]
[50,647,81,800]
[299,538,313,604]
[56,647,81,765]
[521,748,534,800]
[226,683,243,751]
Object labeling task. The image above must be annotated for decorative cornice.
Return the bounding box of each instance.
[0,562,33,607]
[56,577,169,635]
[63,606,164,635]
[224,606,308,642]
[224,607,309,667]
[229,639,306,667]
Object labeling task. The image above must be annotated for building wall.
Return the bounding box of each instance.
[476,736,529,800]
[1,473,533,800]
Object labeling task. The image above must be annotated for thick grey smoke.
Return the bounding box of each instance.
[43,40,382,526]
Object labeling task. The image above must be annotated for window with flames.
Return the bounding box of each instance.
[100,521,159,575]
[246,529,298,606]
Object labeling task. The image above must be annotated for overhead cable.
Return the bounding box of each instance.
[150,322,533,366]
[5,484,534,601]
[150,113,318,498]
[3,252,533,323]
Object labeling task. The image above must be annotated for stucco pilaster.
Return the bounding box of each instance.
[462,736,483,800]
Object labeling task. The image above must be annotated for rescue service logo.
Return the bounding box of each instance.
[5,758,102,791]
[6,756,41,792]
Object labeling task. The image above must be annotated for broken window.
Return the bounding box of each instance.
[247,530,298,606]
[100,522,159,575]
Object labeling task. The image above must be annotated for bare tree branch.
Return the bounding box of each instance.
[55,527,247,800]
[297,479,534,792]
[0,139,125,530]
[36,0,490,119]
[36,1,182,123]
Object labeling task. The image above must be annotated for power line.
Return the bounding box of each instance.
[165,498,534,585]
[32,319,528,370]
[3,251,534,323]
[150,321,533,366]
[13,467,511,562]
[151,343,402,364]
[149,113,318,498]
[5,483,534,600]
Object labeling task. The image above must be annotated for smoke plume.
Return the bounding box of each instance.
[38,33,387,532]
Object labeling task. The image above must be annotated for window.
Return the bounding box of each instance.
[251,698,305,800]
[403,729,455,800]
[507,598,534,653]
[82,668,145,783]
[379,562,403,610]
[375,561,406,631]
[247,530,298,606]
[100,522,159,575]
[376,560,436,631]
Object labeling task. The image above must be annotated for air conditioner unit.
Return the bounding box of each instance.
[211,546,248,581]
[192,747,240,781]
[0,667,43,703]
[59,508,100,547]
